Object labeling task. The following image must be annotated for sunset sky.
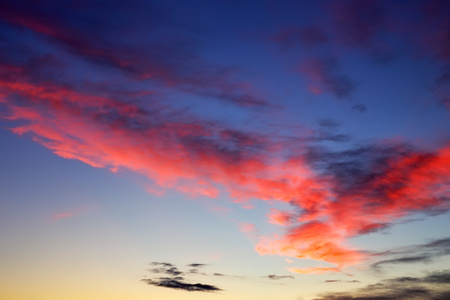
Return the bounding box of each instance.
[1,0,450,299]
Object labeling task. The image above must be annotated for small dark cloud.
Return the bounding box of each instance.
[187,263,207,268]
[150,262,174,268]
[372,255,432,272]
[434,69,450,89]
[316,270,450,300]
[319,118,340,128]
[166,267,183,276]
[357,222,390,235]
[274,26,329,49]
[141,278,222,292]
[299,56,359,99]
[149,262,183,276]
[312,118,351,144]
[325,279,361,283]
[144,262,223,292]
[352,104,367,113]
[330,0,387,49]
[311,132,351,143]
[213,273,225,276]
[266,274,295,280]
[423,237,450,250]
[370,237,450,274]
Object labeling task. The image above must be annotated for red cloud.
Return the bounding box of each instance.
[268,209,293,226]
[1,71,449,274]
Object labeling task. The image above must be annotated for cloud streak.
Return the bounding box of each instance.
[316,270,450,300]
[142,278,222,292]
[371,237,450,273]
[144,262,222,292]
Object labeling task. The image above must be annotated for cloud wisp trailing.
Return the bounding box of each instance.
[142,278,222,293]
[370,237,450,273]
[315,270,450,300]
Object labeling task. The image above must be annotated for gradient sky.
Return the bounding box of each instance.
[1,1,450,299]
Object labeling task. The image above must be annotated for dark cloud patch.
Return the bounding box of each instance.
[329,0,387,49]
[149,262,184,276]
[374,237,450,258]
[187,263,207,268]
[313,118,351,143]
[0,0,274,110]
[274,26,329,49]
[305,143,436,202]
[423,237,450,250]
[214,93,279,110]
[142,277,222,292]
[150,262,174,268]
[266,274,295,280]
[316,270,450,300]
[166,267,183,276]
[418,0,450,63]
[352,104,367,113]
[325,279,361,283]
[319,118,340,128]
[372,255,432,272]
[312,132,351,143]
[370,237,450,273]
[144,262,222,292]
[299,56,359,99]
[433,66,450,111]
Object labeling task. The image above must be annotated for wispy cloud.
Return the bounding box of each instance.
[144,262,222,292]
[0,1,274,110]
[266,274,295,280]
[142,277,222,292]
[325,279,360,283]
[50,205,96,222]
[316,270,450,300]
[370,237,450,272]
[299,56,358,99]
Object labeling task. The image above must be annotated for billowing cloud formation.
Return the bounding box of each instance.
[256,144,450,272]
[2,63,450,273]
[1,0,450,276]
[316,270,450,300]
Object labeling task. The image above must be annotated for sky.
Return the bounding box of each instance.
[0,0,450,299]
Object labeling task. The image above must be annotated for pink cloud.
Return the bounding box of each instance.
[50,206,96,222]
[1,71,449,274]
[267,209,293,226]
[239,223,257,233]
